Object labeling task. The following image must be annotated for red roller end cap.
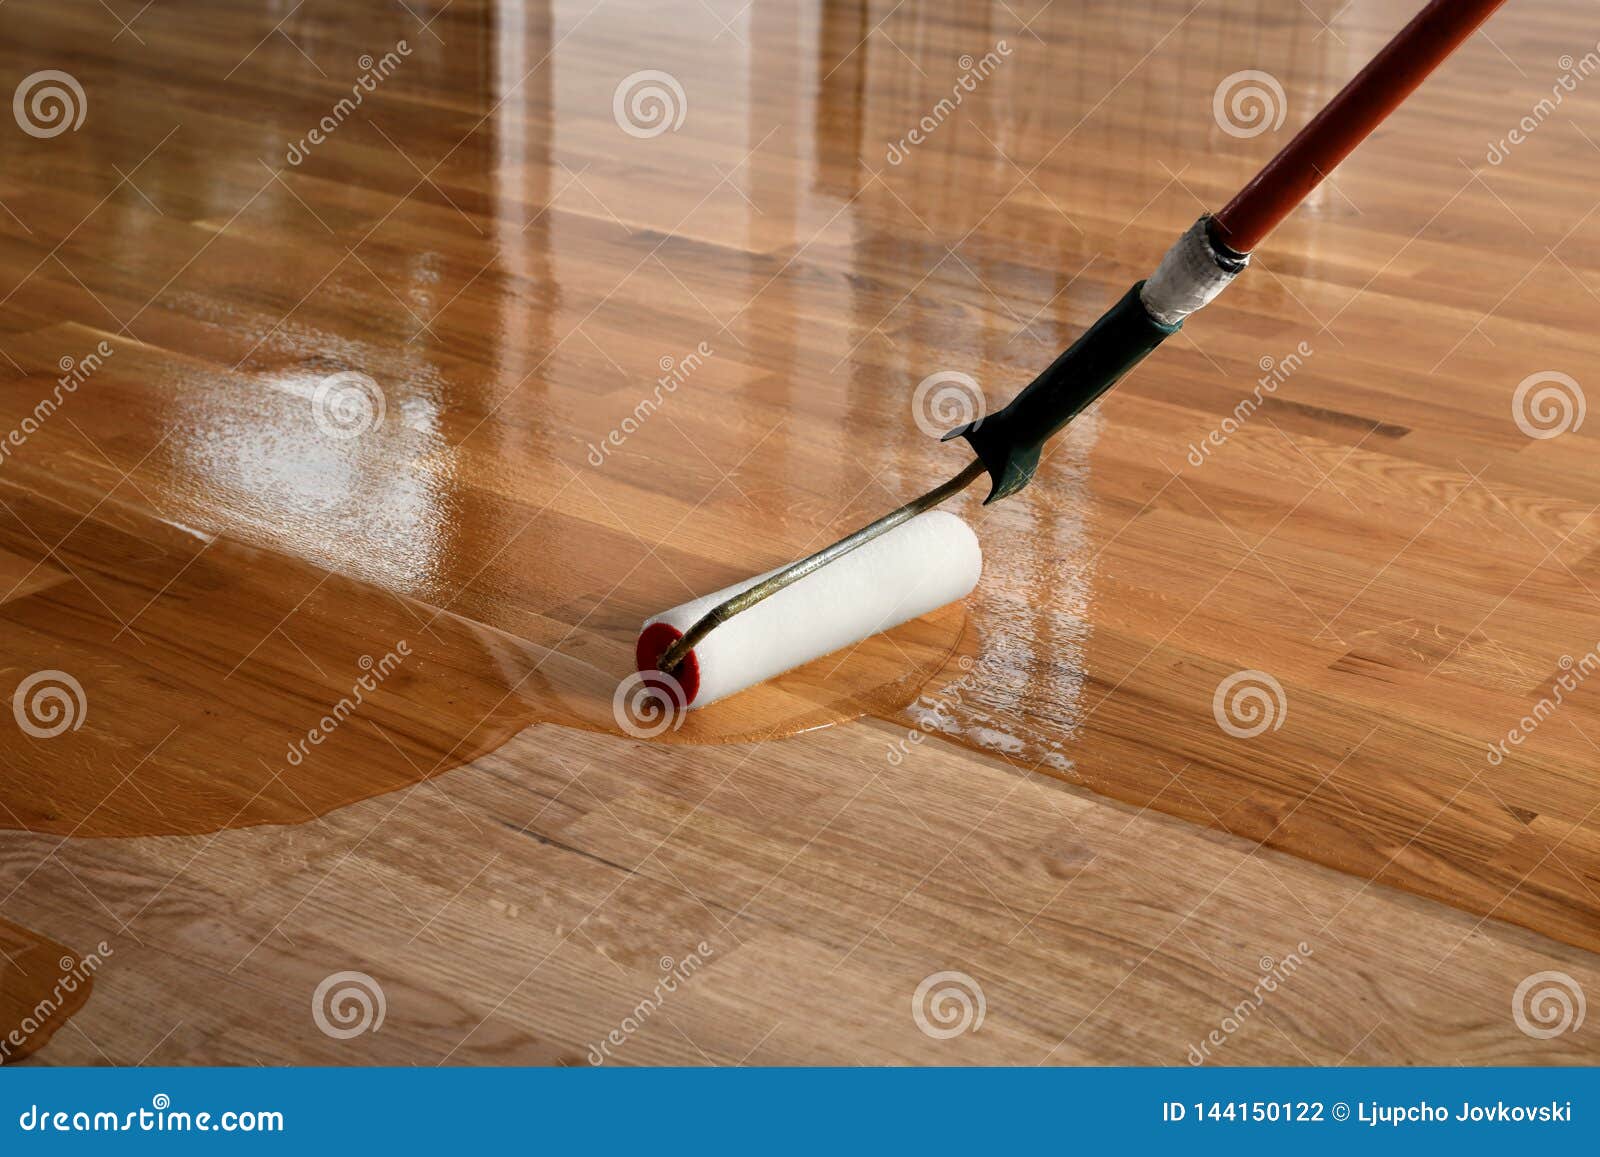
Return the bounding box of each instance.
[635,621,700,706]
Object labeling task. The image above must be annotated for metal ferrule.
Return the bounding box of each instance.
[1138,215,1249,327]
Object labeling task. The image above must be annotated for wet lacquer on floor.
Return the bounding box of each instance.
[0,352,979,841]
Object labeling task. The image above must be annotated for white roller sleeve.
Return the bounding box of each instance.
[641,510,982,708]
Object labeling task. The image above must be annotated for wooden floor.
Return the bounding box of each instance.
[2,0,1598,1064]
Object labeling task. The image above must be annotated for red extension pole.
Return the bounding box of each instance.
[1211,0,1509,253]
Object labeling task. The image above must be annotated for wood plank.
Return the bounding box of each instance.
[0,0,1597,1064]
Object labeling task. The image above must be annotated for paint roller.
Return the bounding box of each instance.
[635,0,1507,710]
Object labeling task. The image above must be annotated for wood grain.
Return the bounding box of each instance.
[0,0,1597,1063]
[0,918,95,1063]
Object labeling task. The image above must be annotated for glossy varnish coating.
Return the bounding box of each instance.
[0,445,965,837]
[1,0,1598,1064]
[0,918,92,1063]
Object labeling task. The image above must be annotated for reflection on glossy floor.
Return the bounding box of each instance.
[2,0,1598,1063]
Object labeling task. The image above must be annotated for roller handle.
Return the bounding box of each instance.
[945,283,1178,502]
[950,0,1505,502]
[1213,0,1507,252]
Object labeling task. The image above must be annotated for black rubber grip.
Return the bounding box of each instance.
[945,281,1179,502]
